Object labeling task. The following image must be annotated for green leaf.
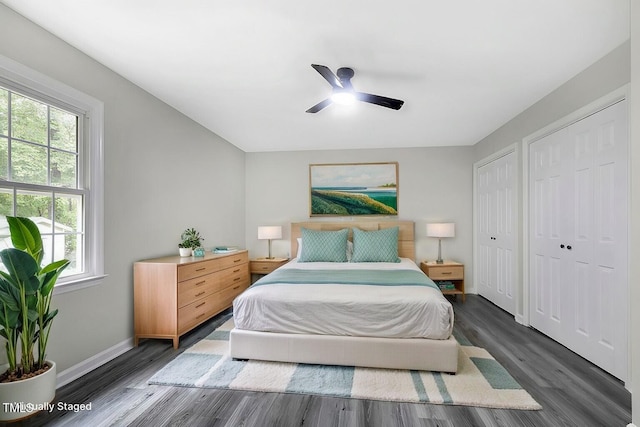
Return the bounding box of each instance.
[43,308,58,325]
[0,308,19,329]
[6,217,43,265]
[0,270,17,288]
[0,278,20,311]
[0,290,19,313]
[41,259,70,274]
[26,293,37,309]
[0,249,40,293]
[40,260,69,296]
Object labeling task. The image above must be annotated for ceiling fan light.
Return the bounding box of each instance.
[331,91,356,105]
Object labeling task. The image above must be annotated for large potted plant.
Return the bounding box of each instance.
[0,217,69,421]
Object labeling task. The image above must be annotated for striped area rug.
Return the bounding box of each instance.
[148,317,541,410]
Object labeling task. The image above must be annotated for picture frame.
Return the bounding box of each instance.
[309,162,399,217]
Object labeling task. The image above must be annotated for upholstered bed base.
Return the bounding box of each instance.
[229,328,459,374]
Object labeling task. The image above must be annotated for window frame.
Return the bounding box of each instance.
[0,54,105,294]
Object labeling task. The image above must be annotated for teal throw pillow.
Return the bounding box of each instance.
[299,228,349,262]
[351,227,400,263]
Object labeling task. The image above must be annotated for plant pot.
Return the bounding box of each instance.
[0,361,56,422]
[179,247,192,257]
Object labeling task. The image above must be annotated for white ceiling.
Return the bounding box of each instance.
[1,0,630,152]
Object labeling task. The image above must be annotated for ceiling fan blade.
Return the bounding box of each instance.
[306,98,333,113]
[311,64,342,89]
[356,92,404,110]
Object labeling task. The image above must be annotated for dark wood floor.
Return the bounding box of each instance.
[8,295,631,427]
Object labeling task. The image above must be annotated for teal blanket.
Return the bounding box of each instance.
[252,268,439,290]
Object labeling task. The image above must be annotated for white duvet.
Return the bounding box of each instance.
[233,258,454,340]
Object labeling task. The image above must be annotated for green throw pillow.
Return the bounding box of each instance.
[351,227,400,263]
[299,228,349,262]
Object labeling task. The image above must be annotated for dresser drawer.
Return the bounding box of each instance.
[250,260,275,274]
[178,274,217,308]
[177,259,219,282]
[218,264,249,288]
[250,260,282,274]
[178,293,219,333]
[217,252,249,270]
[178,266,249,307]
[428,265,464,280]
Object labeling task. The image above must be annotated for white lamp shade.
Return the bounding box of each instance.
[258,225,282,240]
[426,223,455,238]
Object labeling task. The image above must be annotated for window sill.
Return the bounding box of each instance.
[53,274,108,295]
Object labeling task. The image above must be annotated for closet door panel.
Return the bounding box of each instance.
[477,163,493,297]
[530,130,568,338]
[496,155,515,303]
[476,151,516,315]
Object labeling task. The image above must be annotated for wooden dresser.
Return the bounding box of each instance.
[134,250,249,348]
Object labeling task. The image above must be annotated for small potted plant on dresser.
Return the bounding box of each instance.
[0,217,70,422]
[178,228,204,257]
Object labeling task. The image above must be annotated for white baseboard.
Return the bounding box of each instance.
[56,337,134,388]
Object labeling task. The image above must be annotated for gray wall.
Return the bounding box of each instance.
[245,147,474,284]
[0,5,246,372]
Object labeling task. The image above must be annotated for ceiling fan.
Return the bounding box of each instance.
[306,64,405,113]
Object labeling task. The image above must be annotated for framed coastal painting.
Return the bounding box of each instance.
[309,162,399,216]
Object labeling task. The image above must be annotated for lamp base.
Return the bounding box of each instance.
[436,239,444,264]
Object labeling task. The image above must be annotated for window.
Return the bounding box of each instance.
[0,55,104,292]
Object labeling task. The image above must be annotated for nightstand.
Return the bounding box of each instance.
[249,257,288,281]
[420,260,465,303]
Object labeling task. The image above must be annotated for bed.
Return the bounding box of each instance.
[229,220,459,373]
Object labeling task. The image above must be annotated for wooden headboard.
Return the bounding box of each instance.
[291,220,415,260]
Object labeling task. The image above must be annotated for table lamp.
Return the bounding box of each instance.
[258,225,282,259]
[426,223,455,264]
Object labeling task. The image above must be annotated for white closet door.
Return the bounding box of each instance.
[530,128,568,343]
[565,100,628,378]
[529,100,628,380]
[477,151,516,315]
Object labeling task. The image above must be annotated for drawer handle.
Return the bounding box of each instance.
[233,285,240,290]
[195,291,205,297]
[195,281,206,286]
[196,267,206,272]
[261,266,268,270]
[233,259,241,263]
[233,269,240,273]
[196,313,206,319]
[441,272,452,275]
[196,302,206,308]
[233,277,241,282]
